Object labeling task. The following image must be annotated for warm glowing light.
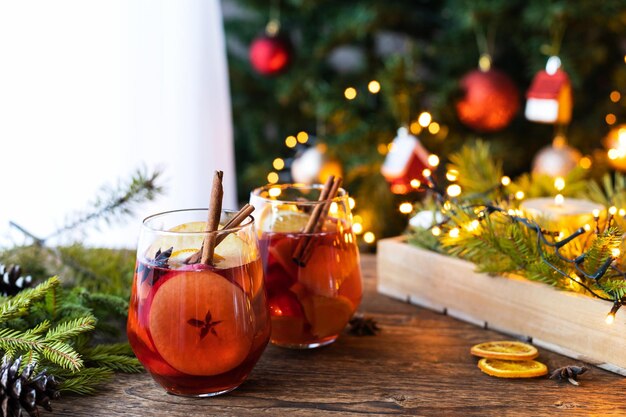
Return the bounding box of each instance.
[273,158,285,170]
[606,313,615,325]
[579,156,592,169]
[608,148,620,160]
[446,169,459,181]
[268,187,282,198]
[443,202,451,211]
[447,184,462,197]
[363,231,375,244]
[515,191,525,200]
[620,208,626,217]
[431,226,441,236]
[606,113,617,125]
[610,91,621,103]
[508,209,516,216]
[410,121,422,134]
[344,87,357,100]
[583,224,591,232]
[329,202,339,214]
[410,179,421,188]
[554,194,564,206]
[368,80,381,94]
[377,143,388,155]
[612,248,621,258]
[428,122,440,134]
[348,197,356,210]
[418,112,432,127]
[267,172,279,184]
[554,177,565,191]
[501,176,511,186]
[297,131,309,144]
[353,215,363,223]
[399,202,413,214]
[449,228,460,238]
[593,209,601,218]
[353,223,363,234]
[422,168,432,177]
[609,206,618,215]
[285,135,297,148]
[466,220,480,232]
[428,154,440,167]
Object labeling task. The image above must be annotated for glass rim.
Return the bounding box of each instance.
[250,183,348,206]
[141,208,255,235]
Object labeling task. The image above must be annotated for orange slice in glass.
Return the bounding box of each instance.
[477,358,548,378]
[300,294,354,338]
[470,340,539,360]
[149,270,254,376]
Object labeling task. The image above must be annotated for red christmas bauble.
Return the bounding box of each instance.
[456,69,520,132]
[249,34,292,76]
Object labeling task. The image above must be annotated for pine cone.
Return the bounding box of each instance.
[0,357,60,417]
[0,265,33,297]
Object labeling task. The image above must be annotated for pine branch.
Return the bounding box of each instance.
[84,353,142,373]
[43,168,163,242]
[44,316,96,342]
[0,328,83,371]
[0,277,60,322]
[57,367,115,395]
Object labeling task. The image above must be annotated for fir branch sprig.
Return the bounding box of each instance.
[45,168,163,242]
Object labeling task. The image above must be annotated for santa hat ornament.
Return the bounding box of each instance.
[525,56,572,124]
[381,127,434,194]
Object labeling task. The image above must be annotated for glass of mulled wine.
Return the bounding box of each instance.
[250,182,363,349]
[127,209,270,397]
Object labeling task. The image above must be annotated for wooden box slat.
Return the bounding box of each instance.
[377,237,626,375]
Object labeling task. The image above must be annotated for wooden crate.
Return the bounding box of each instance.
[377,236,626,375]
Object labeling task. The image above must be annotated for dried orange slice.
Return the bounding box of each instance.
[149,270,254,376]
[470,340,539,360]
[477,358,548,378]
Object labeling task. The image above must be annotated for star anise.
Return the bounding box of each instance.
[138,247,173,285]
[188,309,223,340]
[348,314,381,336]
[549,365,588,386]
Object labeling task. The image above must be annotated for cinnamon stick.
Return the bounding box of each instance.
[215,203,255,246]
[292,176,342,266]
[186,203,255,265]
[201,170,224,265]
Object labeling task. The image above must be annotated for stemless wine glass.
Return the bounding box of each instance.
[127,209,270,397]
[250,184,363,349]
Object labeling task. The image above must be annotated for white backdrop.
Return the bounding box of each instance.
[0,0,236,248]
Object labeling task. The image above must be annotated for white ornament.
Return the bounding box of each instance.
[532,143,581,177]
[291,146,323,184]
[409,210,444,229]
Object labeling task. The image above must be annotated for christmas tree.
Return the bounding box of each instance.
[223,0,626,247]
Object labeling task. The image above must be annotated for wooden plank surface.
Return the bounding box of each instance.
[48,254,626,417]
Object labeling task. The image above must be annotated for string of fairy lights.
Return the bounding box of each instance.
[412,164,626,324]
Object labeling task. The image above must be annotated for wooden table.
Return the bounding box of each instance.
[51,254,626,416]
